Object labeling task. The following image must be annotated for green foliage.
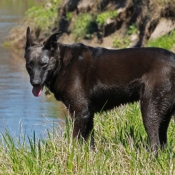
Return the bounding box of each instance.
[112,37,130,48]
[66,12,73,21]
[72,10,117,41]
[72,13,96,41]
[96,10,117,26]
[112,24,137,48]
[25,0,62,30]
[146,30,175,50]
[1,103,175,174]
[127,23,138,35]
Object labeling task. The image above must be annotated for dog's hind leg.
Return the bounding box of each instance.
[155,94,175,150]
[140,98,161,156]
[141,85,174,156]
[158,112,172,150]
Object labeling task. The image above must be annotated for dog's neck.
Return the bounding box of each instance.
[45,43,68,86]
[45,43,82,92]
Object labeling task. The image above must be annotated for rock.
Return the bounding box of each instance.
[103,18,116,37]
[77,0,94,13]
[150,18,175,40]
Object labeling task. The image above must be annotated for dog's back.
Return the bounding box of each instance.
[62,45,175,112]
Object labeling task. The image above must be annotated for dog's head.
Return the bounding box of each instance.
[24,27,61,97]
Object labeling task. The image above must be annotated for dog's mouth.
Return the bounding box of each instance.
[32,85,43,97]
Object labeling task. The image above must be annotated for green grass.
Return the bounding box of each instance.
[112,23,138,48]
[25,0,62,31]
[1,103,175,174]
[96,10,117,26]
[146,30,175,50]
[66,12,73,21]
[72,13,96,41]
[72,10,117,41]
[127,23,138,35]
[112,37,130,48]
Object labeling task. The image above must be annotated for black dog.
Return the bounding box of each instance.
[24,27,175,156]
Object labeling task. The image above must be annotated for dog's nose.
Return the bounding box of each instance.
[31,80,41,86]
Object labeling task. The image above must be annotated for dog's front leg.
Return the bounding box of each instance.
[73,108,94,147]
[67,98,94,147]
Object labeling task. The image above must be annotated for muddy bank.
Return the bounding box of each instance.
[7,0,175,49]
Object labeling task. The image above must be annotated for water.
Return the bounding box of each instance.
[0,0,65,138]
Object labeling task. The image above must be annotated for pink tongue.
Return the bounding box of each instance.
[32,86,43,97]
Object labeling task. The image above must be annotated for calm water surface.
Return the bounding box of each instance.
[0,0,65,138]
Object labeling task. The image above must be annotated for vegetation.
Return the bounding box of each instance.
[127,23,138,36]
[72,10,117,41]
[146,31,175,50]
[1,103,175,174]
[112,37,130,48]
[66,12,73,21]
[96,10,117,26]
[24,2,118,41]
[72,13,96,41]
[112,23,138,48]
[25,0,62,31]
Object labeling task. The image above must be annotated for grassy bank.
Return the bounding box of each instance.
[146,31,175,50]
[25,0,62,31]
[1,103,175,174]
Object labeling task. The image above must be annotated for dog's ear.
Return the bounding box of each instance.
[43,32,61,50]
[25,27,35,50]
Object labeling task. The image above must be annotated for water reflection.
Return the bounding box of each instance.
[0,0,65,138]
